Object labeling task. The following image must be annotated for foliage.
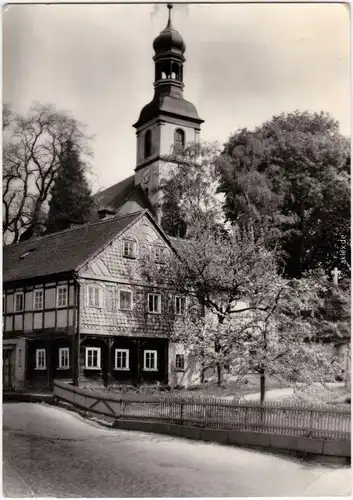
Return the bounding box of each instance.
[159,141,224,237]
[3,102,92,243]
[218,111,350,278]
[45,140,93,234]
[141,225,341,399]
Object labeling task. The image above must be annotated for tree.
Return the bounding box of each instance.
[140,223,341,396]
[159,141,224,237]
[3,102,92,244]
[45,139,93,234]
[217,111,350,278]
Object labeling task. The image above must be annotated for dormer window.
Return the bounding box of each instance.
[20,248,36,260]
[144,130,152,158]
[174,128,185,152]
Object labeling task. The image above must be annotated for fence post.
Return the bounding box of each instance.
[309,409,313,433]
[180,401,184,425]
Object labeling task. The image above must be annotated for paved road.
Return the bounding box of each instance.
[3,403,351,497]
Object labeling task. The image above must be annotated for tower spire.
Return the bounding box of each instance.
[167,3,173,28]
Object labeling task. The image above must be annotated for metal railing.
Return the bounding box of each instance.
[53,381,351,441]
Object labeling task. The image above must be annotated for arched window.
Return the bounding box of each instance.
[144,130,152,158]
[174,128,185,152]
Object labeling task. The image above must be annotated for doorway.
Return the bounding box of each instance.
[3,347,15,390]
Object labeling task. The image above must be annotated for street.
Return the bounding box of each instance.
[3,402,351,497]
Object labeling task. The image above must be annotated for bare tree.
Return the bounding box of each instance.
[3,102,93,244]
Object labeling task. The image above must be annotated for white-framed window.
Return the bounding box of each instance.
[85,347,101,369]
[35,349,46,370]
[154,245,165,262]
[119,290,133,311]
[87,286,103,308]
[148,293,161,314]
[175,354,185,370]
[144,350,158,371]
[14,292,24,312]
[58,347,70,369]
[57,285,68,308]
[33,289,44,311]
[123,239,137,259]
[175,296,186,315]
[115,349,130,370]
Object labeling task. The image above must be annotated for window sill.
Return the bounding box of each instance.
[123,255,136,260]
[84,367,101,371]
[34,367,47,371]
[143,368,158,372]
[147,311,161,315]
[113,368,130,371]
[58,367,70,370]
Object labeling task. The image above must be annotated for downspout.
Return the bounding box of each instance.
[73,272,81,387]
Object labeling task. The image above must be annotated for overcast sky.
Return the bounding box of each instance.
[3,2,350,193]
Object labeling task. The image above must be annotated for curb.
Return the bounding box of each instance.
[111,419,351,465]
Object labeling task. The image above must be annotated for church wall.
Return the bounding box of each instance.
[159,121,199,156]
[136,121,161,165]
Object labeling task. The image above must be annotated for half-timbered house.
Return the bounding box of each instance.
[3,210,200,391]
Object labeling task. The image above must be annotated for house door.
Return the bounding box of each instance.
[3,348,15,390]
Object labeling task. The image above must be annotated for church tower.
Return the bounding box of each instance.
[133,4,204,222]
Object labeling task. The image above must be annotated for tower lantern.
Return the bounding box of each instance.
[152,4,186,98]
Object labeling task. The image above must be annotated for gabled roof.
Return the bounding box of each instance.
[3,211,146,284]
[93,175,154,216]
[93,175,135,212]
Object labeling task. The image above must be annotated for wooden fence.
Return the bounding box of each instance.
[53,381,351,441]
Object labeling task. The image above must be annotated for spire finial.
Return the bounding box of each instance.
[167,3,173,27]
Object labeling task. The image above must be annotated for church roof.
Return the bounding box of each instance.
[3,211,146,284]
[133,95,204,129]
[93,175,135,211]
[93,175,154,216]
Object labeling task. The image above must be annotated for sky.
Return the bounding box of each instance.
[3,1,350,193]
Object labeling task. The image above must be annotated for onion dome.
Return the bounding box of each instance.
[153,4,186,55]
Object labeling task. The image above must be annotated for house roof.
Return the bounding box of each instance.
[93,175,154,216]
[3,211,145,284]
